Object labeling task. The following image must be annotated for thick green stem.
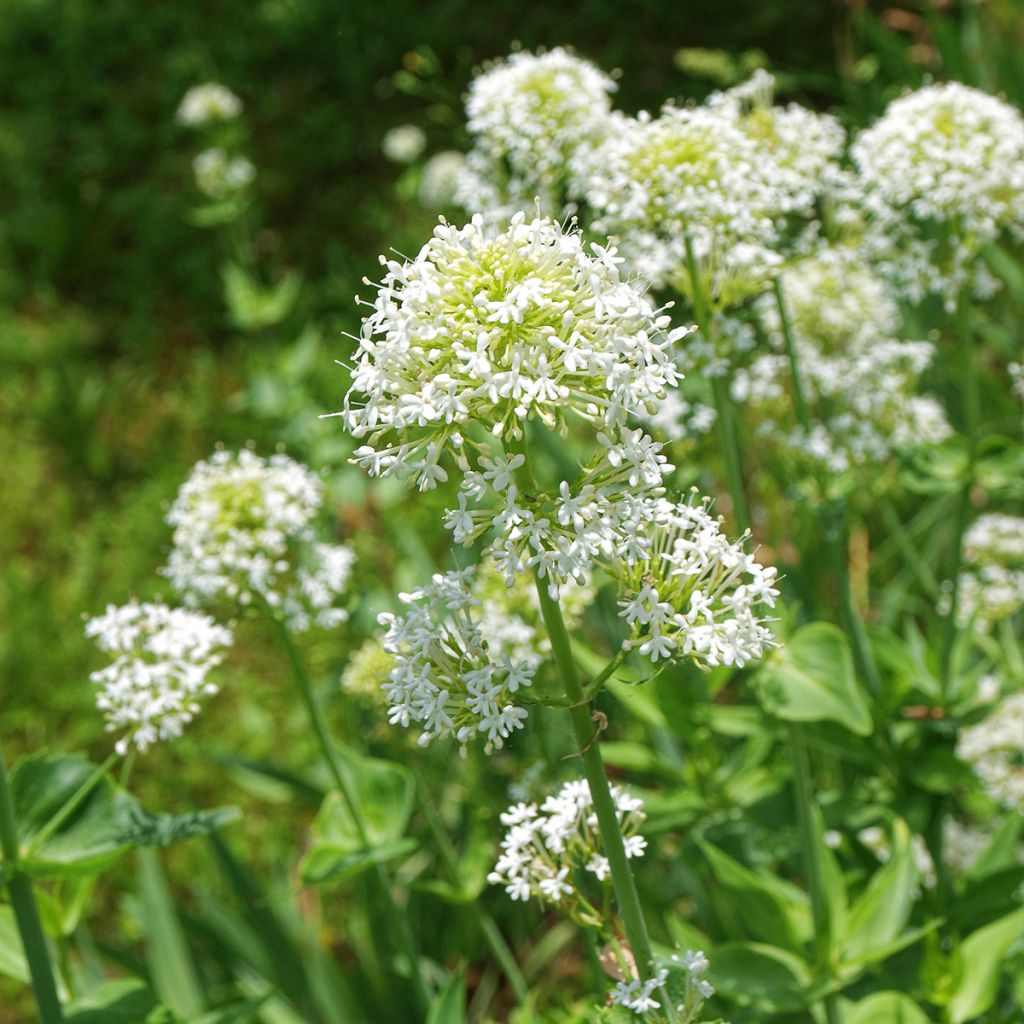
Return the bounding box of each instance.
[533,579,678,1023]
[683,233,748,534]
[412,765,531,1007]
[787,725,840,1024]
[274,621,431,1012]
[0,743,65,1024]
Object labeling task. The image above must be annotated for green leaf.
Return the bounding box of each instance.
[64,979,176,1023]
[966,813,1023,881]
[137,847,206,1020]
[697,839,811,952]
[708,941,811,1012]
[426,973,467,1024]
[844,991,933,1024]
[947,905,1024,1024]
[222,263,301,331]
[841,820,919,965]
[300,748,416,885]
[11,753,238,879]
[753,624,872,735]
[0,905,29,984]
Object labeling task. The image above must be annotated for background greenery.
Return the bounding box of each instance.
[2,1,1023,1021]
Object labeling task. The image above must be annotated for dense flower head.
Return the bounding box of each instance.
[955,514,1024,631]
[343,212,685,489]
[176,82,243,126]
[163,449,355,632]
[608,948,715,1022]
[192,148,255,200]
[378,568,538,752]
[85,600,232,755]
[457,47,616,217]
[957,690,1024,810]
[612,494,779,667]
[585,102,790,305]
[487,779,646,922]
[734,249,950,473]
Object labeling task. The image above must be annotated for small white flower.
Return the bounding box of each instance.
[382,124,426,164]
[957,690,1024,810]
[85,601,232,755]
[177,82,242,126]
[953,515,1024,632]
[192,148,255,200]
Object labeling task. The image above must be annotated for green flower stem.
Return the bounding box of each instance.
[533,579,678,1024]
[273,620,431,1013]
[773,279,811,429]
[411,764,531,1008]
[26,751,118,857]
[787,724,840,1024]
[0,742,65,1024]
[878,498,942,601]
[683,233,749,534]
[939,297,980,696]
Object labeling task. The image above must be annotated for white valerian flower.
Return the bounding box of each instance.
[85,600,232,755]
[163,449,355,632]
[733,247,951,474]
[608,947,716,1021]
[488,779,646,923]
[378,568,536,752]
[382,124,426,164]
[849,82,1024,307]
[954,514,1024,631]
[585,101,793,306]
[340,637,395,703]
[611,494,778,669]
[609,969,669,1016]
[176,82,243,126]
[957,690,1024,809]
[456,47,616,218]
[418,150,467,209]
[192,148,256,200]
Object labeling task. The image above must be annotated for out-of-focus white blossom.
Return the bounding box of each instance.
[418,150,467,209]
[488,779,646,922]
[382,124,426,164]
[955,514,1024,631]
[163,449,355,632]
[85,600,232,755]
[193,148,255,200]
[456,47,616,218]
[378,569,537,752]
[611,494,778,668]
[957,690,1024,809]
[733,248,950,473]
[177,82,243,126]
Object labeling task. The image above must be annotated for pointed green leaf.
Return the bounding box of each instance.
[426,973,467,1024]
[948,905,1024,1024]
[844,991,933,1024]
[708,941,811,1012]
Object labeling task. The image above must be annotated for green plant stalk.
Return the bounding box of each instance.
[411,763,531,1007]
[683,233,749,534]
[878,498,942,601]
[274,621,431,1012]
[533,578,678,1024]
[787,724,840,1024]
[0,742,65,1024]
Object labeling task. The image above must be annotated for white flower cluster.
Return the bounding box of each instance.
[418,150,467,209]
[957,690,1024,810]
[610,949,715,1021]
[613,495,779,667]
[456,47,616,218]
[85,600,232,755]
[382,124,426,164]
[585,103,788,305]
[849,82,1024,306]
[956,514,1024,631]
[176,82,243,127]
[163,449,355,632]
[193,147,256,200]
[378,569,536,751]
[488,779,646,918]
[733,248,950,473]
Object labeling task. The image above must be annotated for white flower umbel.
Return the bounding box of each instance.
[382,124,426,164]
[163,449,355,632]
[612,495,779,668]
[193,148,256,200]
[849,83,1024,307]
[456,47,616,218]
[378,569,536,752]
[957,690,1024,810]
[734,247,951,473]
[608,947,715,1021]
[955,514,1024,631]
[176,82,243,126]
[85,600,232,755]
[585,102,790,306]
[488,779,646,924]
